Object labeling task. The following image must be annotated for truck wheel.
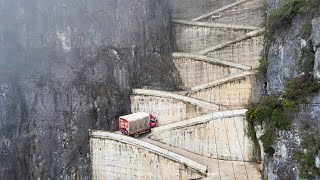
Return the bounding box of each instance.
[133,133,139,138]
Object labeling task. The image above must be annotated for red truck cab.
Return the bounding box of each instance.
[119,112,157,137]
[149,114,157,128]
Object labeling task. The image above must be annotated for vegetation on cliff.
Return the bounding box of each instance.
[249,0,320,178]
[248,67,320,178]
[267,0,308,26]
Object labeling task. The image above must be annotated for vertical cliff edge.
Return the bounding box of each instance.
[0,0,181,179]
[250,0,320,179]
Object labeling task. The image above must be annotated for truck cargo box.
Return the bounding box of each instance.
[119,112,150,134]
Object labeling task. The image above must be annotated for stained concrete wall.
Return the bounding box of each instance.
[205,35,264,68]
[173,22,251,53]
[197,0,265,27]
[90,131,207,180]
[188,73,258,108]
[173,56,242,88]
[149,110,257,161]
[168,0,235,20]
[131,89,219,126]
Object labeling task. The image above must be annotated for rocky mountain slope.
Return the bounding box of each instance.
[0,0,181,179]
[257,0,320,179]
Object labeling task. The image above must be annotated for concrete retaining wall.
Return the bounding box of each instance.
[90,131,207,180]
[196,0,265,27]
[188,73,258,108]
[131,89,219,126]
[168,0,235,20]
[173,55,242,88]
[149,110,257,161]
[206,35,264,68]
[173,21,251,53]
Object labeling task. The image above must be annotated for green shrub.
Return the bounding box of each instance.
[246,106,262,143]
[247,103,272,123]
[271,108,291,130]
[246,122,257,140]
[246,96,282,122]
[294,151,320,179]
[260,127,277,150]
[281,99,299,111]
[267,0,312,30]
[245,95,301,150]
[297,48,315,74]
[257,59,268,81]
[246,96,293,148]
[285,76,320,100]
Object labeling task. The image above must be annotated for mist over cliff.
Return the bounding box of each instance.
[0,0,181,179]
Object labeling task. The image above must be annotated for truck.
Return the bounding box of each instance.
[119,112,157,137]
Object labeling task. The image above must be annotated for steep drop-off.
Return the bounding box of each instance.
[0,0,181,179]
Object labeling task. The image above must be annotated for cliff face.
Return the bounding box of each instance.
[262,0,320,179]
[0,0,181,179]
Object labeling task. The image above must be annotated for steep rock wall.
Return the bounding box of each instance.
[261,0,320,179]
[0,0,181,179]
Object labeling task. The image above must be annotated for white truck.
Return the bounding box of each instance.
[119,112,157,137]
